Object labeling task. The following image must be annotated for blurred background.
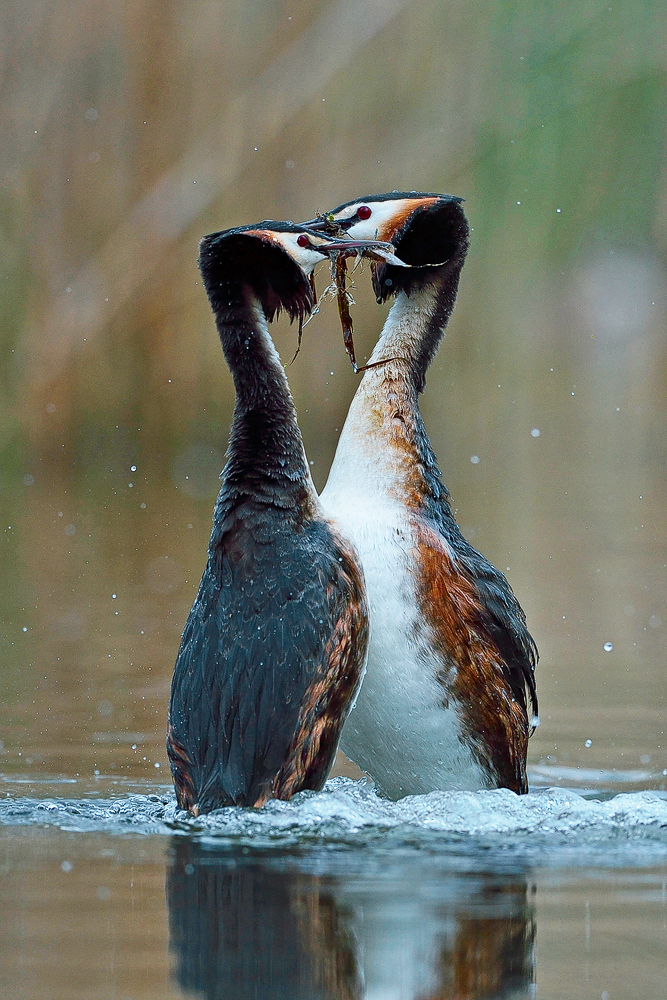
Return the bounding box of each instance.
[1,0,666,788]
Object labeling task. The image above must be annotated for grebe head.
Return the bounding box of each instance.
[302,193,469,303]
[198,221,346,325]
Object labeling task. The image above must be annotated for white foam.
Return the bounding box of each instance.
[2,778,667,866]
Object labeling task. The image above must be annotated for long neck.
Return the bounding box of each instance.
[325,272,461,504]
[368,262,462,387]
[214,290,312,507]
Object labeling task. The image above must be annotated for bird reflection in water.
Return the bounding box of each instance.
[166,839,535,1000]
[167,839,361,1000]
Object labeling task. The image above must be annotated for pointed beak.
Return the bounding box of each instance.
[298,214,347,233]
[306,234,409,268]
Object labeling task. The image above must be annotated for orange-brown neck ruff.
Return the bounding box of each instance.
[373,197,441,244]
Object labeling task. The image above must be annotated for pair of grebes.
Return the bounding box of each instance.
[167,192,538,815]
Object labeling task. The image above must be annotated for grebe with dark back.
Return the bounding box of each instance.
[167,222,392,814]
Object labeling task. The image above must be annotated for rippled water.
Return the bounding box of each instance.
[2,778,667,1000]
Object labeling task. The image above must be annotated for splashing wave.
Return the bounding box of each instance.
[2,778,667,866]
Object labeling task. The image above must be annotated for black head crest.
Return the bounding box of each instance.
[199,223,315,324]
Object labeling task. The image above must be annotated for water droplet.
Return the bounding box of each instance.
[603,641,613,652]
[61,860,73,872]
[531,428,540,437]
[470,455,480,464]
[585,739,592,747]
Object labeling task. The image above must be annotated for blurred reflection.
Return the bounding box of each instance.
[424,891,535,1000]
[167,840,361,1000]
[166,840,534,1000]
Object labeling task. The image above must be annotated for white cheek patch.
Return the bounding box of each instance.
[293,246,328,273]
[251,231,324,274]
[338,199,414,241]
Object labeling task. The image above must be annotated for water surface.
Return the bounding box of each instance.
[2,778,667,999]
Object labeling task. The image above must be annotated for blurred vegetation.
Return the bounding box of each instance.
[1,0,666,777]
[2,0,664,469]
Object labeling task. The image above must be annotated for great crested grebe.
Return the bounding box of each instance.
[307,193,538,797]
[167,221,396,814]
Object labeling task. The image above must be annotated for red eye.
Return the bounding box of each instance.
[357,205,372,220]
[297,234,310,247]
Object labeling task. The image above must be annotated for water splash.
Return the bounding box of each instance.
[1,778,667,866]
